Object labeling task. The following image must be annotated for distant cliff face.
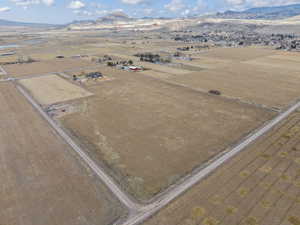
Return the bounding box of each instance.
[215,4,300,20]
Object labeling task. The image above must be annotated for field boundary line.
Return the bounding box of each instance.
[15,84,141,213]
[0,66,7,76]
[120,99,300,225]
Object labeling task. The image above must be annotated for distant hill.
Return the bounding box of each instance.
[0,19,59,28]
[215,4,300,20]
[96,11,134,24]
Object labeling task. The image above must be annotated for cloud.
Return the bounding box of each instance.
[121,0,147,4]
[143,8,154,15]
[68,0,85,9]
[42,0,54,6]
[248,0,300,7]
[96,9,108,15]
[164,0,185,12]
[226,0,246,5]
[73,9,93,16]
[10,0,54,7]
[0,7,11,12]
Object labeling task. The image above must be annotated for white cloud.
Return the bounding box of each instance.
[164,0,185,12]
[68,0,85,9]
[10,0,54,7]
[143,8,154,15]
[248,0,300,7]
[96,9,108,15]
[226,0,246,5]
[42,0,54,6]
[121,0,147,4]
[181,9,190,16]
[74,9,93,16]
[0,7,11,12]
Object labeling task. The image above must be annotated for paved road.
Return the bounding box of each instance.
[121,100,300,225]
[16,84,142,213]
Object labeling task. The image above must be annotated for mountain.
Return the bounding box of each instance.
[0,19,59,28]
[96,11,134,24]
[215,4,300,20]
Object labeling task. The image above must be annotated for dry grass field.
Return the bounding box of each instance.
[59,67,274,201]
[197,47,277,61]
[0,82,125,225]
[144,111,300,225]
[245,55,300,71]
[163,48,300,109]
[19,75,93,105]
[3,58,96,77]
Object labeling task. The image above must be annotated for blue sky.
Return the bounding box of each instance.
[0,0,300,24]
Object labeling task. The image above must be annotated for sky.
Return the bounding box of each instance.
[0,0,300,24]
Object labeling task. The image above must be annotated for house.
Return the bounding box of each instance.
[86,72,103,79]
[129,66,143,71]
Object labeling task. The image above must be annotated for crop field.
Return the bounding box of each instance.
[163,49,300,109]
[174,57,232,69]
[0,82,125,225]
[59,67,274,201]
[197,47,277,61]
[144,111,300,225]
[19,74,93,105]
[3,58,96,77]
[245,55,300,71]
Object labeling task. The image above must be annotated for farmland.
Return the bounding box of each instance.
[3,58,96,77]
[1,25,300,225]
[0,82,125,225]
[144,111,300,225]
[59,66,274,201]
[158,48,300,109]
[19,74,93,105]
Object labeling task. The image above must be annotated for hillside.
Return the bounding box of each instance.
[215,3,300,20]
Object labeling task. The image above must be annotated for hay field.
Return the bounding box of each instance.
[245,55,300,71]
[173,57,231,70]
[3,58,96,77]
[60,67,274,201]
[19,75,93,105]
[165,49,300,109]
[144,111,300,225]
[197,46,277,61]
[0,82,125,225]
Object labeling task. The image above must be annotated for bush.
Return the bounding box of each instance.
[209,90,221,95]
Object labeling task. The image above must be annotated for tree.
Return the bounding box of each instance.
[107,62,114,67]
[128,60,133,65]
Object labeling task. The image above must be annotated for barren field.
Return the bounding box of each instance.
[19,75,93,105]
[164,49,300,109]
[0,82,125,225]
[245,55,300,71]
[3,58,96,77]
[197,47,277,61]
[59,67,274,201]
[174,56,233,69]
[144,111,300,225]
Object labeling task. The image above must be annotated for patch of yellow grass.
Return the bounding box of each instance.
[259,166,272,173]
[238,187,249,197]
[191,207,206,219]
[203,217,220,225]
[288,216,300,225]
